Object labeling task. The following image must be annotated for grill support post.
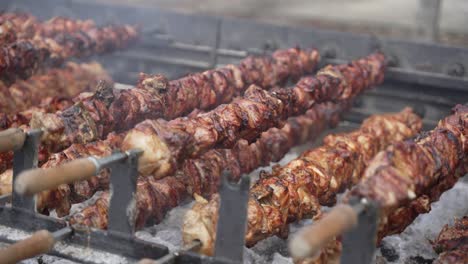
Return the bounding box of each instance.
[214,172,250,263]
[12,129,42,211]
[340,197,380,264]
[107,149,143,234]
[418,0,442,42]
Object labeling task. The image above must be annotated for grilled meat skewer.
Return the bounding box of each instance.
[0,97,73,131]
[46,102,344,217]
[24,52,382,211]
[432,216,468,264]
[349,104,468,234]
[68,102,345,225]
[182,108,422,255]
[0,62,111,177]
[119,52,385,178]
[0,13,138,84]
[0,62,111,115]
[15,54,383,216]
[294,104,467,263]
[31,47,320,153]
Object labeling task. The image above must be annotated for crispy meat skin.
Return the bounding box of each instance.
[182,108,422,255]
[432,217,468,264]
[434,245,468,264]
[305,105,467,263]
[35,132,125,214]
[31,47,320,153]
[375,167,463,243]
[0,12,138,84]
[349,104,468,239]
[53,102,342,217]
[0,61,110,115]
[0,97,74,180]
[121,53,385,178]
[433,217,468,254]
[0,62,111,175]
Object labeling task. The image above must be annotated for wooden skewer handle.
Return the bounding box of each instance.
[0,128,26,153]
[289,204,358,259]
[14,157,98,196]
[0,230,55,264]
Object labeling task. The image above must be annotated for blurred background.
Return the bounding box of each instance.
[95,0,468,47]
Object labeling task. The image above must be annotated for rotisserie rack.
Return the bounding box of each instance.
[0,0,467,263]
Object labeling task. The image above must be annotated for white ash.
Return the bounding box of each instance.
[0,224,33,241]
[0,224,126,264]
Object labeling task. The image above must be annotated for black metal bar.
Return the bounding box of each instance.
[52,226,73,241]
[340,197,380,264]
[322,58,468,92]
[0,206,67,233]
[417,0,441,42]
[214,172,250,263]
[12,129,42,211]
[153,240,201,264]
[0,194,11,205]
[107,149,142,235]
[210,20,222,68]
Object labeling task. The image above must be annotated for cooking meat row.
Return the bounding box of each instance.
[22,52,385,217]
[31,47,320,153]
[0,12,138,84]
[182,107,422,254]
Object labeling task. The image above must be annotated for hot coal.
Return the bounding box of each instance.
[380,240,399,262]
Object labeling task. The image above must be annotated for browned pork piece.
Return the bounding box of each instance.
[432,216,468,264]
[290,104,467,264]
[0,97,74,130]
[0,13,39,43]
[182,108,422,255]
[31,47,320,153]
[376,167,463,243]
[0,62,111,177]
[0,12,138,84]
[349,104,468,239]
[45,102,345,217]
[0,62,111,115]
[0,97,75,177]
